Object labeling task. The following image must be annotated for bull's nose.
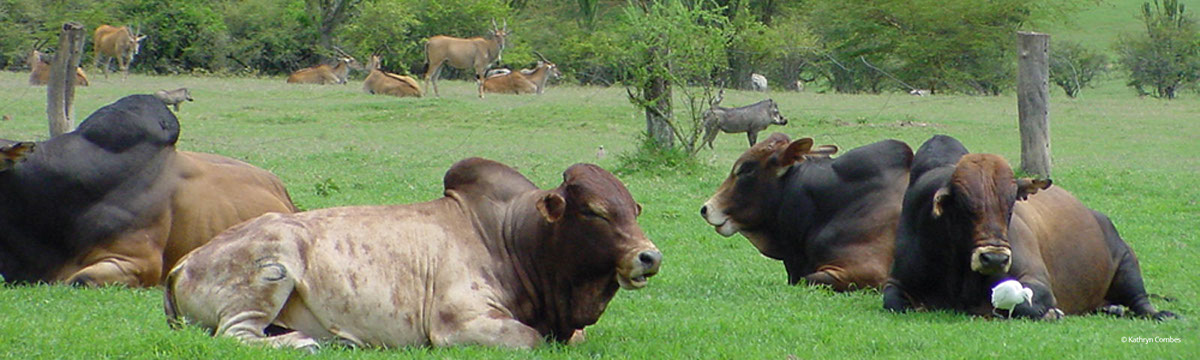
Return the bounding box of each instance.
[980,252,1010,267]
[638,250,663,270]
[700,205,709,217]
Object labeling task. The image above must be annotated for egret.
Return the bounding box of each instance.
[991,279,1033,318]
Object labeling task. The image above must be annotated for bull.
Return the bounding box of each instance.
[423,19,508,98]
[701,90,788,148]
[92,25,145,80]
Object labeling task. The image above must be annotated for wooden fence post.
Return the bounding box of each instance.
[47,22,85,137]
[1017,31,1051,178]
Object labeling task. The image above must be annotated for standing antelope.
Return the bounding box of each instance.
[483,52,561,95]
[28,45,89,86]
[93,25,145,80]
[287,48,362,85]
[362,55,422,97]
[423,19,508,98]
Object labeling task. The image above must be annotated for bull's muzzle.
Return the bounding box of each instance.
[971,245,1012,275]
[618,249,662,290]
[700,200,738,237]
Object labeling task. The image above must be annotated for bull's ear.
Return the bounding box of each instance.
[537,193,566,222]
[809,144,839,157]
[931,186,951,218]
[1016,178,1052,201]
[635,203,643,217]
[776,138,814,176]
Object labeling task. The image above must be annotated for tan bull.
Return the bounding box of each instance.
[28,49,89,86]
[424,19,508,98]
[93,25,146,80]
[363,55,422,97]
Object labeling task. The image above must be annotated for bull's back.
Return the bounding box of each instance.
[1013,187,1116,313]
[163,151,295,273]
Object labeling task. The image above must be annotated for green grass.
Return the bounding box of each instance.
[1,68,1197,359]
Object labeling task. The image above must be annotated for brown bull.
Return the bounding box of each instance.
[424,19,508,98]
[93,25,145,80]
[28,49,89,86]
[363,55,421,97]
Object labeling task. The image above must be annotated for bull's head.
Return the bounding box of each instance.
[929,154,1051,275]
[538,164,661,291]
[699,133,836,258]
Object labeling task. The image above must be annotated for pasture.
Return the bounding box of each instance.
[0,71,1196,359]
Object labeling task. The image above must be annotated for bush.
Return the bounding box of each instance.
[1050,41,1107,98]
[1115,0,1200,99]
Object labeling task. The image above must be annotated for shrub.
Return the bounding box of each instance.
[1115,0,1200,99]
[1050,41,1108,98]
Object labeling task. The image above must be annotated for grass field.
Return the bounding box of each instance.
[0,66,1197,359]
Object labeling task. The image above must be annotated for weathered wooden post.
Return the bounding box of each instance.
[47,22,85,137]
[1017,31,1051,177]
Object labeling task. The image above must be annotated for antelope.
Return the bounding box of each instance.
[287,47,362,85]
[362,55,422,97]
[423,19,508,98]
[483,52,561,95]
[93,25,146,80]
[27,42,89,86]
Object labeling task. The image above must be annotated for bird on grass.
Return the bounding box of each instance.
[596,145,606,160]
[991,279,1033,319]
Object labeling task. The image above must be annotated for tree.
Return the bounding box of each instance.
[1049,41,1107,98]
[1115,0,1200,99]
[307,0,364,51]
[613,0,731,153]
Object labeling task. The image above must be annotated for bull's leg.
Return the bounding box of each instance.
[1007,281,1064,321]
[58,222,169,287]
[882,282,914,312]
[799,265,882,292]
[430,314,542,349]
[202,261,320,350]
[1105,250,1177,320]
[64,257,159,287]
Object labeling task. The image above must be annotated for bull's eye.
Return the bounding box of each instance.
[580,207,605,220]
[735,162,757,176]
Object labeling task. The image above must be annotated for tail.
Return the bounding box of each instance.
[420,42,431,78]
[163,267,184,330]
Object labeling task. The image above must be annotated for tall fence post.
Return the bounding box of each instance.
[47,22,85,137]
[1017,31,1051,178]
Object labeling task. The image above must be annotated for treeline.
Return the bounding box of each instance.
[4,0,1190,96]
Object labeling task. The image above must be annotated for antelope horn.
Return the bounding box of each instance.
[503,19,508,32]
[533,51,548,62]
[492,18,498,30]
[332,46,351,58]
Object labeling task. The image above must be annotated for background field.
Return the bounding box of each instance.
[0,66,1197,358]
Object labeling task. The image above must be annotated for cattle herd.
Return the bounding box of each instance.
[2,21,1177,354]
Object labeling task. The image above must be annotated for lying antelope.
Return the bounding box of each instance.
[424,19,508,98]
[483,52,560,95]
[93,25,146,80]
[28,49,89,86]
[287,48,362,85]
[363,55,422,97]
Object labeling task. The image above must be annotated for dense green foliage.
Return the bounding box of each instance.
[1114,0,1200,99]
[0,69,1196,359]
[1050,41,1108,98]
[2,0,1108,94]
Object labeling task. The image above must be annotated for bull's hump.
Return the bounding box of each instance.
[443,158,536,202]
[76,95,180,151]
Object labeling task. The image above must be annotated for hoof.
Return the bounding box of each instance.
[1153,311,1179,321]
[1041,308,1065,320]
[1099,305,1125,317]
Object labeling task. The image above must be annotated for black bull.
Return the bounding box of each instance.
[882,135,1174,320]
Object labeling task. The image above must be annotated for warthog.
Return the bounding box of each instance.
[287,51,361,85]
[424,19,508,98]
[154,88,193,111]
[701,90,788,148]
[363,55,422,98]
[28,49,89,86]
[93,25,145,80]
[750,73,768,92]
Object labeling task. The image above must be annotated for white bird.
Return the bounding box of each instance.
[991,279,1033,318]
[596,145,606,160]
